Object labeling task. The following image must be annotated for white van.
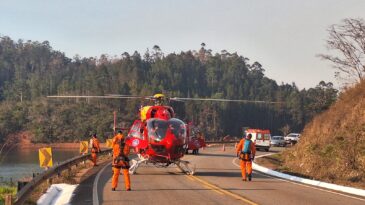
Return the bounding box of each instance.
[245,129,271,152]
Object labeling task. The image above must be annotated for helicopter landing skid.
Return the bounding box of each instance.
[129,155,148,175]
[175,160,196,175]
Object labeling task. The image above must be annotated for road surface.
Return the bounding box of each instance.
[71,146,365,205]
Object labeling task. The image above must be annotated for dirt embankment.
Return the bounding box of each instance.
[282,81,365,189]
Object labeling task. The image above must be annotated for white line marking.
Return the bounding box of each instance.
[93,162,112,205]
[232,158,365,202]
[255,153,275,158]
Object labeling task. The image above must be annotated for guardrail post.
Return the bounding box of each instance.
[47,178,52,185]
[5,194,13,205]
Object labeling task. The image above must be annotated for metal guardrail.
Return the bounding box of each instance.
[12,142,233,204]
[13,149,112,205]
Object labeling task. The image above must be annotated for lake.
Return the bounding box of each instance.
[0,148,80,183]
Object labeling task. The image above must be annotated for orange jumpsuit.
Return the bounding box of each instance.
[91,138,101,166]
[111,133,131,190]
[236,138,256,181]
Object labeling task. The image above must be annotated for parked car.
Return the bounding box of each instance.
[284,133,301,144]
[270,136,286,147]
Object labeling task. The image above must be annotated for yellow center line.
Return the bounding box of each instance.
[203,185,224,195]
[187,175,259,205]
[187,176,196,182]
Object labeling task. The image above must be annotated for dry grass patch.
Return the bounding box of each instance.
[282,81,365,189]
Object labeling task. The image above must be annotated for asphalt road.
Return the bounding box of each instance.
[77,146,365,205]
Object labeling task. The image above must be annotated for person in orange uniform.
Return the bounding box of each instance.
[90,134,101,166]
[236,133,256,181]
[111,130,131,191]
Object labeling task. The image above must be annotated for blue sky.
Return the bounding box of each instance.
[1,0,365,89]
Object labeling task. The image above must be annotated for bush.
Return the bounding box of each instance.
[0,186,16,205]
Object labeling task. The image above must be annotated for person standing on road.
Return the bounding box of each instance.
[111,130,131,191]
[90,134,101,167]
[236,133,256,181]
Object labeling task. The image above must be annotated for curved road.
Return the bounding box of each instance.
[72,146,365,205]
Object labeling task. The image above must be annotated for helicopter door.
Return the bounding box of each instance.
[126,120,148,149]
[128,120,143,139]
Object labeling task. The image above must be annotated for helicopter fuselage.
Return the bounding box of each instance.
[125,105,188,164]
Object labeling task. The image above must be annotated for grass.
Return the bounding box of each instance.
[0,186,16,205]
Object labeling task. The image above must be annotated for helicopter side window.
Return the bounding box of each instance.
[167,108,174,117]
[150,109,157,118]
[128,120,143,139]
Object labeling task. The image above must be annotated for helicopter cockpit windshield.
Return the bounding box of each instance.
[147,118,187,143]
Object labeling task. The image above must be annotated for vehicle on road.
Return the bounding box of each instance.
[245,129,271,151]
[284,133,301,145]
[185,125,206,154]
[270,136,286,147]
[187,136,206,154]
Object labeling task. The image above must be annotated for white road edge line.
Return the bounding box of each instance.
[93,162,112,205]
[232,157,365,202]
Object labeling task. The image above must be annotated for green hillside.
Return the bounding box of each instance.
[0,36,337,143]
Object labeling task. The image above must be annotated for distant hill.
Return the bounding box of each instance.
[0,36,337,143]
[283,81,365,188]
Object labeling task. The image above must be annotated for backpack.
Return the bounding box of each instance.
[242,140,251,154]
[239,140,252,161]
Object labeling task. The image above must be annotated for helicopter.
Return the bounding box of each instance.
[120,94,194,175]
[48,93,281,175]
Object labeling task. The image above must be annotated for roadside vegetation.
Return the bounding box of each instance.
[282,80,365,189]
[0,186,16,205]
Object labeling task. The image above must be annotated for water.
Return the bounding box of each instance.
[0,148,80,183]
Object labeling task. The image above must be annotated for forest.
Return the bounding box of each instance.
[0,36,338,143]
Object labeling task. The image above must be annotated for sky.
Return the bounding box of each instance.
[1,0,365,89]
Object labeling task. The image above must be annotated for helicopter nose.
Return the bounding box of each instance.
[165,132,178,148]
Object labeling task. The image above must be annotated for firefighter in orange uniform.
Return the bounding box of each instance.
[111,130,131,191]
[91,134,101,166]
[236,133,256,181]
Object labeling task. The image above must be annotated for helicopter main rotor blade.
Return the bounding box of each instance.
[105,94,153,100]
[170,97,282,104]
[47,95,143,99]
[105,94,144,97]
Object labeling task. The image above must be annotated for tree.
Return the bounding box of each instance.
[0,134,19,164]
[279,124,291,136]
[318,18,365,84]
